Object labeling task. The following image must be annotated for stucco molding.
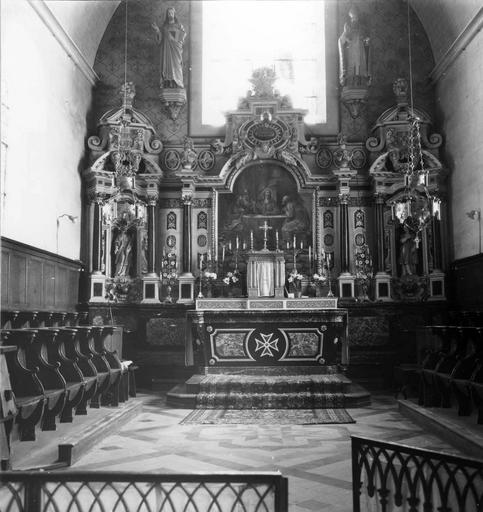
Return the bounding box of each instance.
[28,0,99,86]
[430,7,483,83]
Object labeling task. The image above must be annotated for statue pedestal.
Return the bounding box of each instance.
[428,271,445,300]
[374,272,393,302]
[338,273,355,299]
[159,88,186,121]
[246,250,286,298]
[178,272,195,304]
[89,274,107,302]
[141,274,160,303]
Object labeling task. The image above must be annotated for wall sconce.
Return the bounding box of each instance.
[56,214,78,254]
[466,209,481,254]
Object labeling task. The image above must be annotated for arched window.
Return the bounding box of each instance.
[190,0,338,136]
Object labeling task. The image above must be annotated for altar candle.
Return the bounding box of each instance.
[222,245,225,262]
[300,241,303,249]
[308,246,312,266]
[243,240,247,250]
[250,230,254,249]
[326,253,331,265]
[286,241,289,249]
[207,249,211,261]
[293,235,296,248]
[228,241,232,251]
[236,236,239,250]
[276,230,279,248]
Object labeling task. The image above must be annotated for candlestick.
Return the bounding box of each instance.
[308,246,312,268]
[293,235,296,249]
[222,245,225,262]
[250,230,254,250]
[236,236,239,250]
[276,230,279,249]
[207,249,211,261]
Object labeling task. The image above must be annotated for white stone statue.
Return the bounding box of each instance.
[152,7,186,89]
[338,6,371,87]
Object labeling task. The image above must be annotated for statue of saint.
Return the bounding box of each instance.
[152,7,186,89]
[399,226,418,276]
[281,195,310,240]
[338,6,370,87]
[256,187,279,215]
[114,228,133,277]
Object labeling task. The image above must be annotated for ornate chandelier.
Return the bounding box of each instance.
[390,1,440,248]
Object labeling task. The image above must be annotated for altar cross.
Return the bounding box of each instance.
[259,221,272,251]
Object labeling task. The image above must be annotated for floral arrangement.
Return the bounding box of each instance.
[223,270,240,287]
[203,271,217,283]
[105,276,142,304]
[354,244,373,283]
[287,269,304,291]
[311,272,327,284]
[105,276,131,301]
[161,252,178,285]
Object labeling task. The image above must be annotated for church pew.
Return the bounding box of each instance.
[3,329,67,431]
[469,362,483,424]
[419,326,453,406]
[1,344,18,469]
[23,327,86,423]
[74,326,115,408]
[62,327,99,415]
[92,326,123,407]
[431,326,470,408]
[0,331,45,441]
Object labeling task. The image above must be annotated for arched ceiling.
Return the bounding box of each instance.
[45,0,481,77]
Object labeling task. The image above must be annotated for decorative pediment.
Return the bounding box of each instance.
[87,83,163,162]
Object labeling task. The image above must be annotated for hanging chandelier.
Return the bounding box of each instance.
[390,1,440,247]
[110,0,143,180]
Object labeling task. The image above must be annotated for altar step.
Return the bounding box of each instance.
[167,370,371,409]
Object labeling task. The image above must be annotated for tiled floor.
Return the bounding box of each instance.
[69,392,468,512]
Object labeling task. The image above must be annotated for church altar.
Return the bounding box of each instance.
[187,300,348,369]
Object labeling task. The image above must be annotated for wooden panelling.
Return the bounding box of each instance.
[1,237,83,312]
[450,253,483,308]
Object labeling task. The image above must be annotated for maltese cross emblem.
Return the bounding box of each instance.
[254,332,279,358]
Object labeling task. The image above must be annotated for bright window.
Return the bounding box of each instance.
[201,1,326,126]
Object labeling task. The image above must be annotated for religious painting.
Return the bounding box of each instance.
[218,163,312,252]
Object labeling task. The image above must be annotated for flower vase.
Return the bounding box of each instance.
[294,289,302,298]
[315,284,324,297]
[206,286,213,298]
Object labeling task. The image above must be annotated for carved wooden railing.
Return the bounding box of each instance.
[0,471,288,512]
[352,435,483,512]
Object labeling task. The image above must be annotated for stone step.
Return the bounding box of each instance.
[196,391,346,409]
[202,365,341,376]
